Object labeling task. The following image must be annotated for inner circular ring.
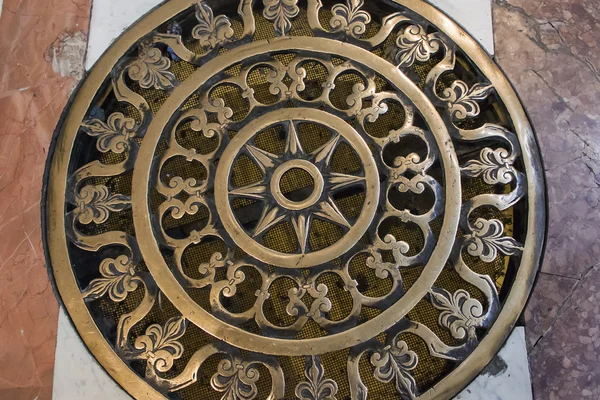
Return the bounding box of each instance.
[270,160,324,210]
[215,108,379,269]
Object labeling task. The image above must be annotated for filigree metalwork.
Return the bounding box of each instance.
[193,1,235,49]
[263,0,299,36]
[371,338,418,400]
[463,147,515,184]
[443,80,494,120]
[211,357,260,400]
[390,24,442,67]
[295,356,338,400]
[128,45,176,90]
[74,184,130,225]
[330,0,371,38]
[466,218,523,262]
[81,112,136,153]
[430,288,484,340]
[83,255,139,301]
[45,1,546,399]
[135,317,187,372]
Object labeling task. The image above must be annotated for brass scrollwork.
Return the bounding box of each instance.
[45,1,545,399]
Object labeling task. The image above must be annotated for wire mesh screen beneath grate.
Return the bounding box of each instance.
[43,1,545,399]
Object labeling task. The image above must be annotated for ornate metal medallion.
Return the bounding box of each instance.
[44,1,546,399]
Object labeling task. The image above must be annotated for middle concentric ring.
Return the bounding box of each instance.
[215,108,380,269]
[132,36,461,356]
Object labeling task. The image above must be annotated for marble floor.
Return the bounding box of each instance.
[0,0,598,399]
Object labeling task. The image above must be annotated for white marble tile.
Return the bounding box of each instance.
[456,327,533,400]
[428,0,494,55]
[52,308,132,400]
[85,0,165,70]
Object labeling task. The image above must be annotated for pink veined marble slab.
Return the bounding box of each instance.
[0,0,91,399]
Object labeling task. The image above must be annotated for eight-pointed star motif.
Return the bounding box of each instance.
[228,121,366,254]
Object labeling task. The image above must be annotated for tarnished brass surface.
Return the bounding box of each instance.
[43,1,546,399]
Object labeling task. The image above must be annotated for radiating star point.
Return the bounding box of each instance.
[253,205,285,237]
[314,198,351,229]
[327,172,365,191]
[245,144,278,174]
[291,214,311,254]
[313,134,341,166]
[285,121,304,156]
[229,181,268,200]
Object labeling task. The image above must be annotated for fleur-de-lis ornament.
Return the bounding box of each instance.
[466,218,523,262]
[263,0,300,36]
[128,45,177,90]
[83,255,139,302]
[134,317,187,372]
[443,80,494,120]
[390,24,441,67]
[192,1,234,49]
[211,357,260,400]
[81,112,136,153]
[330,0,371,38]
[429,288,484,339]
[371,338,418,399]
[463,147,515,185]
[295,356,338,400]
[74,184,130,225]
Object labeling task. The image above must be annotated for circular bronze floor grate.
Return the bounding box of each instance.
[43,1,546,399]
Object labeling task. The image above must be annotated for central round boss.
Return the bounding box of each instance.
[270,160,324,210]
